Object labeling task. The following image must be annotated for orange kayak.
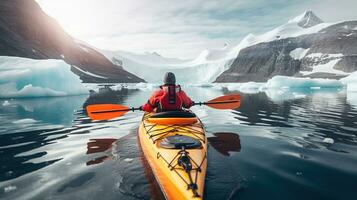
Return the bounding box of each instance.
[138,111,207,200]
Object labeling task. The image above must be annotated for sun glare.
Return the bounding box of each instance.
[36,0,109,39]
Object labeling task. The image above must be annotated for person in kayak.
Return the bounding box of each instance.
[141,72,194,112]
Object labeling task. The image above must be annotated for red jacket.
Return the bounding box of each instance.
[141,85,194,112]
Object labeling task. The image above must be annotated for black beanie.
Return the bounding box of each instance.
[163,72,176,85]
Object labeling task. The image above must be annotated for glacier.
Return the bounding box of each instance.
[0,56,88,98]
[101,48,235,83]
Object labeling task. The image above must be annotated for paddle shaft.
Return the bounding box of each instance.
[86,94,241,120]
[91,107,141,114]
[90,100,239,114]
[193,100,240,106]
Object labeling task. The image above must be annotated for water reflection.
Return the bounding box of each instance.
[86,138,117,166]
[232,91,357,150]
[208,132,241,156]
[0,96,87,133]
[1,85,357,200]
[83,86,139,107]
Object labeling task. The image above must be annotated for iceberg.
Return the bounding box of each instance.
[221,75,346,102]
[0,56,88,98]
[340,71,357,92]
[221,76,344,93]
[265,76,343,89]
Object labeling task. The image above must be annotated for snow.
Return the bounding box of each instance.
[0,56,88,98]
[345,33,354,37]
[72,65,108,79]
[101,49,235,83]
[102,50,187,67]
[96,11,339,84]
[306,53,343,59]
[225,11,333,61]
[300,59,347,76]
[290,48,310,60]
[289,11,310,24]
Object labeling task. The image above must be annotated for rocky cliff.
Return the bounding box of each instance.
[0,0,144,83]
[216,12,357,82]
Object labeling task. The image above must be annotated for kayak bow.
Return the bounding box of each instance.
[139,111,207,200]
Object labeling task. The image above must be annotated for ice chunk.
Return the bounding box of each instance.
[124,158,133,162]
[13,118,38,124]
[340,71,357,92]
[2,100,10,106]
[4,185,17,193]
[222,82,265,94]
[265,89,307,102]
[322,138,334,144]
[0,56,88,98]
[346,92,357,108]
[266,76,343,89]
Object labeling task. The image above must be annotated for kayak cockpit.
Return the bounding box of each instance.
[146,110,198,125]
[160,135,202,149]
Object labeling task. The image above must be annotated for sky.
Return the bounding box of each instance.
[36,0,357,59]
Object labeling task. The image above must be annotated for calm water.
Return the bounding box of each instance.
[1,86,357,200]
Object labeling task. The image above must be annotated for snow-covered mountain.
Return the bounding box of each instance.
[291,10,324,28]
[216,11,357,82]
[102,43,236,83]
[103,10,356,84]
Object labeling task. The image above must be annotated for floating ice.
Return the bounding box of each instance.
[4,185,17,193]
[0,56,88,98]
[221,82,265,94]
[13,118,38,124]
[2,100,10,106]
[124,158,133,162]
[340,71,357,92]
[266,76,343,89]
[323,138,334,144]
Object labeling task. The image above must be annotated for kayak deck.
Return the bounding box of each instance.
[139,112,207,200]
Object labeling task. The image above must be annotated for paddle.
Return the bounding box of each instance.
[86,94,241,120]
[193,94,241,109]
[86,104,141,121]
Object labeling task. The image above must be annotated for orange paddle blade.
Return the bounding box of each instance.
[205,94,241,109]
[86,104,130,120]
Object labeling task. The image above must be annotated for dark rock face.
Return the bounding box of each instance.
[0,0,144,83]
[216,21,357,83]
